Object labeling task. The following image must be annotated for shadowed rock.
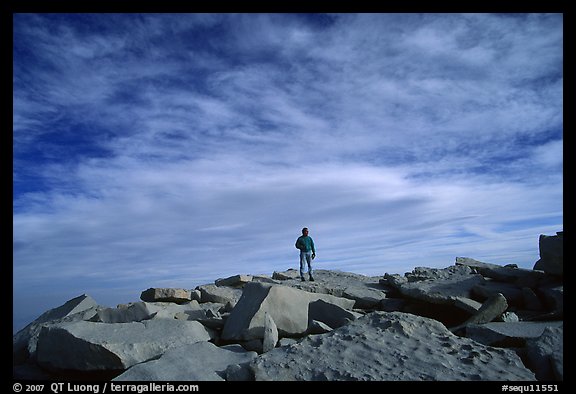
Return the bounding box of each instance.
[533,233,563,276]
[465,321,564,347]
[140,288,191,303]
[525,326,563,381]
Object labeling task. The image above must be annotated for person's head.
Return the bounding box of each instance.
[302,227,309,235]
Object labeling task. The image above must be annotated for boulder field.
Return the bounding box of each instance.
[13,232,563,381]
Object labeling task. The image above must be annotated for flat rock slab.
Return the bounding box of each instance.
[465,321,564,347]
[250,311,535,381]
[140,288,191,303]
[197,284,243,305]
[114,342,257,381]
[95,301,204,323]
[36,319,212,371]
[456,257,549,286]
[398,274,485,305]
[274,269,383,294]
[272,269,386,308]
[94,302,152,323]
[405,265,474,281]
[384,265,486,305]
[215,274,253,288]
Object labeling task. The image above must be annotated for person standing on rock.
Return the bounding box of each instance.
[295,227,316,282]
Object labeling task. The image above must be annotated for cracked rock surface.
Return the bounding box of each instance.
[250,311,536,381]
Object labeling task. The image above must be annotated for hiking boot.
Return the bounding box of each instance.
[309,275,315,282]
[301,276,306,282]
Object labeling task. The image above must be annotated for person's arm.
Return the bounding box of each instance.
[311,238,316,256]
[295,237,302,250]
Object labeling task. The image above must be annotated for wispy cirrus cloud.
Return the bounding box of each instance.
[13,13,562,332]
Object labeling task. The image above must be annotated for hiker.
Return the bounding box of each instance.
[295,227,316,282]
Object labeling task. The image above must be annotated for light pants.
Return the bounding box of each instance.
[299,251,313,278]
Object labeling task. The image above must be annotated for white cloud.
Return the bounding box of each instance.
[13,13,563,332]
[530,139,563,168]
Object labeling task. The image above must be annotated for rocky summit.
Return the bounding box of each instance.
[13,232,563,381]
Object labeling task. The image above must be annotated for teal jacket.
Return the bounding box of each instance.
[295,235,315,253]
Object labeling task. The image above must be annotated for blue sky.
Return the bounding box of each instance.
[13,13,563,333]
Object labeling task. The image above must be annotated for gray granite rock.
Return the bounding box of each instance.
[464,293,508,325]
[140,288,191,303]
[147,300,204,320]
[13,294,101,363]
[498,312,520,322]
[197,284,243,306]
[215,274,253,288]
[453,297,483,314]
[36,319,212,371]
[525,326,563,381]
[15,260,563,382]
[272,269,300,280]
[399,273,485,304]
[262,312,278,353]
[307,299,362,329]
[94,302,152,323]
[465,321,564,347]
[379,298,407,312]
[250,311,535,381]
[225,362,255,381]
[456,257,549,286]
[306,320,333,334]
[221,282,354,341]
[114,342,257,381]
[406,264,474,281]
[272,269,386,306]
[539,285,563,315]
[342,286,386,309]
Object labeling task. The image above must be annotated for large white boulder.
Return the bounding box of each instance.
[36,319,212,371]
[221,282,355,341]
[250,311,536,381]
